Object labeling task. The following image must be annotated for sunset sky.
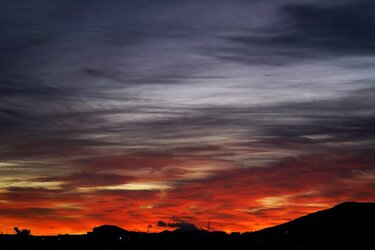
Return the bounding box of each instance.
[1,0,375,235]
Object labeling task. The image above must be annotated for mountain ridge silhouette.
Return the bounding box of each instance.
[1,201,374,250]
[90,202,375,234]
[249,201,375,249]
[254,201,375,233]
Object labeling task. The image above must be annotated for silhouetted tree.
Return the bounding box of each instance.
[14,227,31,237]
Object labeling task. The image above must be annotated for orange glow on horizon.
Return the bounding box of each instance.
[1,153,374,235]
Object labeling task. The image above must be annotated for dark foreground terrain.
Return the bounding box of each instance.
[1,202,374,250]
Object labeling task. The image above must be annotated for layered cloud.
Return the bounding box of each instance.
[0,0,374,234]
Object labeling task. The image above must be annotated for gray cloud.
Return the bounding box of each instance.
[281,1,375,53]
[36,172,135,188]
[0,0,374,231]
[215,0,375,65]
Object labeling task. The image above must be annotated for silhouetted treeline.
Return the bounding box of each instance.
[1,202,374,250]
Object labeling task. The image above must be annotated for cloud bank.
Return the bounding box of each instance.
[0,0,374,234]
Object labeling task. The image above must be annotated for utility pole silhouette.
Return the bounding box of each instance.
[147,225,152,233]
[207,217,211,232]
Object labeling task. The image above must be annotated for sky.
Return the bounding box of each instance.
[0,0,375,235]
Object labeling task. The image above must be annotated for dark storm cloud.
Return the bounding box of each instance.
[219,0,375,65]
[281,1,375,53]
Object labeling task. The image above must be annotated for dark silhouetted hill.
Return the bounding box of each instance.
[250,202,375,249]
[0,202,374,250]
